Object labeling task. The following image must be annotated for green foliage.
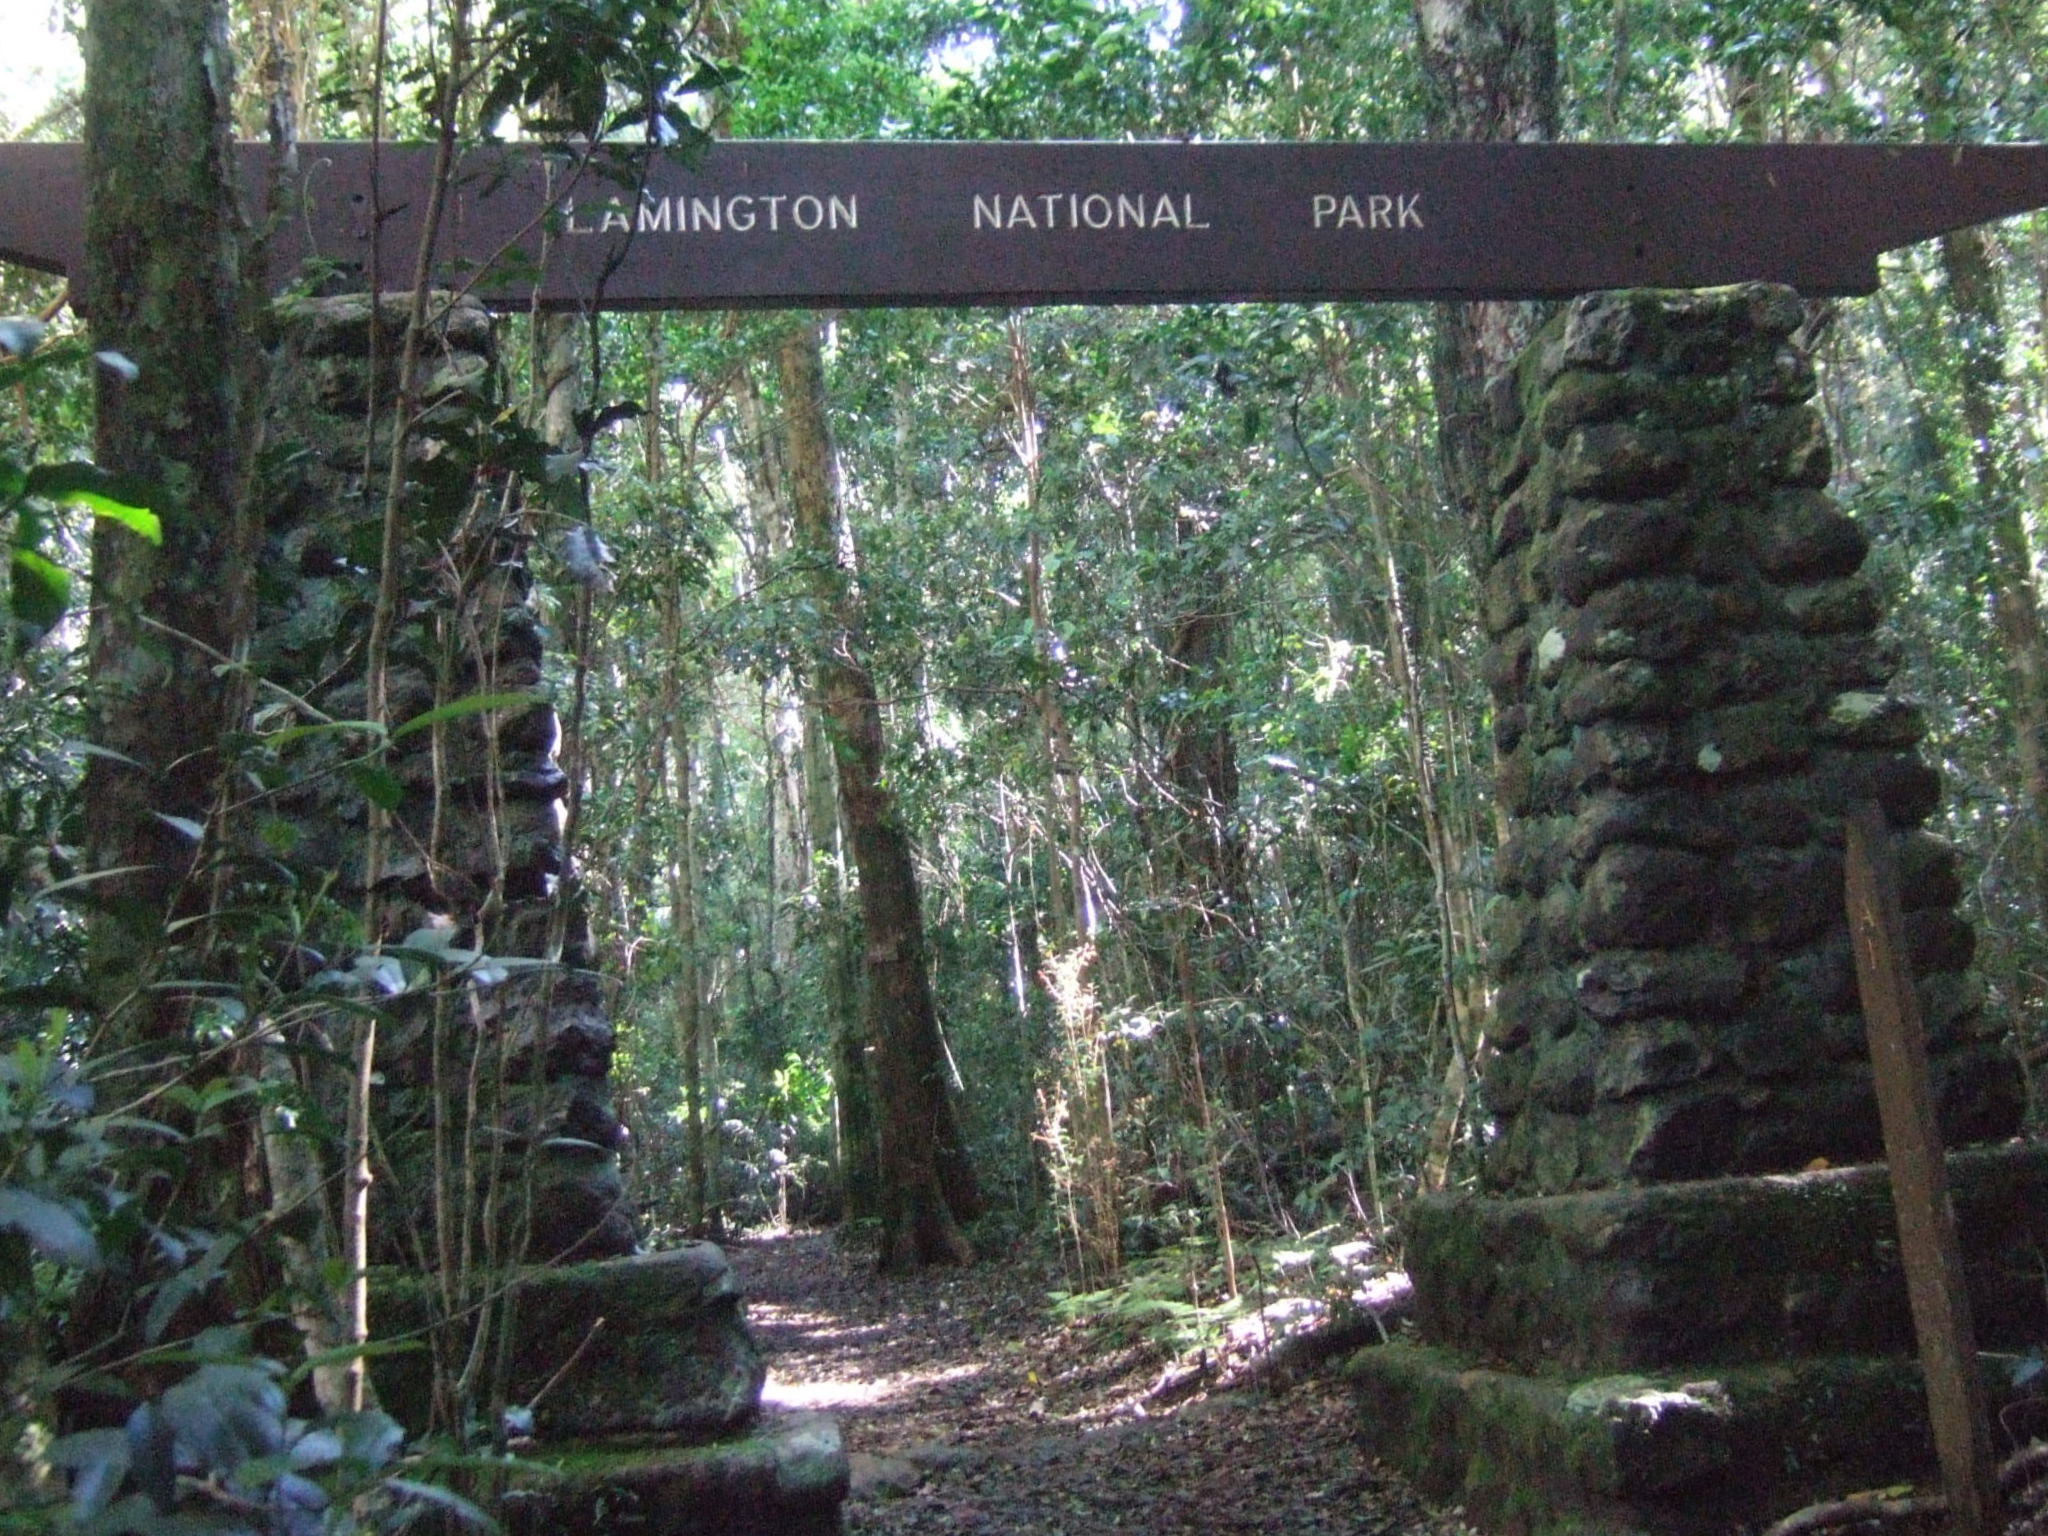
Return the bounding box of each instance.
[49,1349,490,1536]
[0,331,159,653]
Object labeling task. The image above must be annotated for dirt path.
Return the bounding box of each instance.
[726,1230,1477,1536]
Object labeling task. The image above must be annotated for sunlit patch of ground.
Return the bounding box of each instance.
[725,1229,1480,1536]
[761,1358,988,1412]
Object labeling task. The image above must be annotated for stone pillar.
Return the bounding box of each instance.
[255,294,634,1261]
[1478,284,2021,1195]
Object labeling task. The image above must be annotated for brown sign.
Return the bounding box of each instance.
[3,140,2046,309]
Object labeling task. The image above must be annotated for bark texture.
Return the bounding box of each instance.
[777,325,981,1271]
[1415,0,1560,554]
[81,0,260,1013]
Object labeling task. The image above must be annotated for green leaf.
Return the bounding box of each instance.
[260,718,383,749]
[390,691,544,741]
[387,1477,499,1531]
[9,546,70,639]
[25,463,162,543]
[153,813,206,843]
[346,762,404,811]
[0,1186,99,1267]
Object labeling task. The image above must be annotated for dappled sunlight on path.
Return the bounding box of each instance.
[727,1230,1477,1536]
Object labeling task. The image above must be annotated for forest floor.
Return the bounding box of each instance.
[725,1229,1479,1536]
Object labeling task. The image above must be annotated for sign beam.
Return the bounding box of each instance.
[4,140,2047,311]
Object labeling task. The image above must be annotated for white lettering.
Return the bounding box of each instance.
[763,194,787,230]
[793,195,824,231]
[599,204,631,235]
[974,194,1002,229]
[1152,194,1181,228]
[564,199,594,236]
[690,196,723,232]
[728,195,756,231]
[1081,194,1112,229]
[1313,191,1425,232]
[1039,193,1063,227]
[1118,193,1146,227]
[1181,194,1210,229]
[638,195,672,233]
[1008,195,1037,229]
[830,195,858,229]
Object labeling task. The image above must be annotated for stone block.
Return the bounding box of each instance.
[1577,844,1715,949]
[1715,781,1816,846]
[1723,845,1840,947]
[1559,660,1683,725]
[1574,578,1713,663]
[1806,748,1943,828]
[1480,629,1532,696]
[1592,1020,1710,1101]
[1623,1088,1745,1181]
[374,1244,767,1442]
[504,1411,848,1536]
[1548,500,1692,603]
[1569,721,1681,793]
[1559,424,1690,500]
[1688,634,1810,710]
[1746,489,1867,581]
[1815,691,1926,749]
[1561,791,1736,870]
[1555,291,1653,372]
[1405,1145,2048,1374]
[1758,406,1833,488]
[1529,1026,1601,1113]
[1812,630,1903,689]
[1781,575,1881,635]
[1896,831,1964,910]
[1687,699,1811,777]
[1574,947,1746,1024]
[1348,1343,2011,1536]
[1538,371,1635,445]
[1493,973,1578,1048]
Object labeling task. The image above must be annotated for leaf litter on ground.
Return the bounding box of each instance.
[726,1229,1476,1536]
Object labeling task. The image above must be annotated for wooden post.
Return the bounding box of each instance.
[1843,800,1999,1535]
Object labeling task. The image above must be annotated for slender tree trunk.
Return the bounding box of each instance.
[809,704,878,1221]
[777,324,980,1270]
[1902,21,2048,922]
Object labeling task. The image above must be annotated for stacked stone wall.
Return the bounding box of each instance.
[255,294,634,1259]
[1480,284,2021,1195]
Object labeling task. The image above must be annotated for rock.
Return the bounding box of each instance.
[503,1410,846,1536]
[372,1243,766,1442]
[847,1451,924,1498]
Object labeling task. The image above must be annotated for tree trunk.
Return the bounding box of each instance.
[776,324,980,1270]
[1412,0,1557,1178]
[82,0,260,1020]
[1904,21,2048,923]
[71,0,266,1387]
[809,703,878,1221]
[1415,0,1559,554]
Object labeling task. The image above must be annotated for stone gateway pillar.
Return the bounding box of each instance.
[1351,287,2047,1536]
[255,294,636,1263]
[1477,282,2021,1193]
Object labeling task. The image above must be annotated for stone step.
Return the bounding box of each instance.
[1347,1342,2029,1536]
[373,1243,767,1442]
[1406,1143,2048,1375]
[503,1410,849,1536]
